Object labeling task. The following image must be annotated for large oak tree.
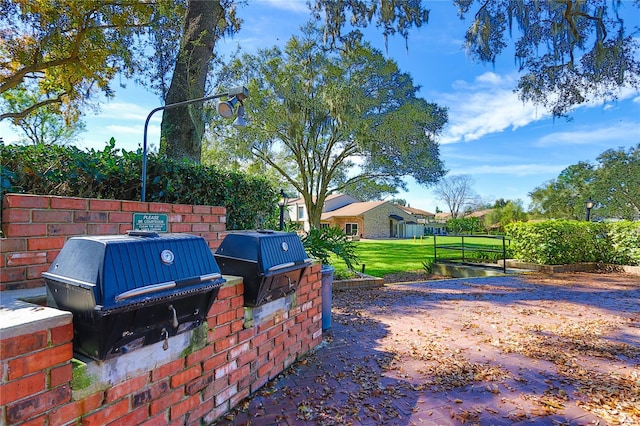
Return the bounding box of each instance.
[212,26,447,228]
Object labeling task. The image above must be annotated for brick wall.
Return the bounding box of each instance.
[1,268,323,425]
[362,204,413,239]
[1,194,227,291]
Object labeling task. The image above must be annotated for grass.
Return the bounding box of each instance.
[330,236,509,279]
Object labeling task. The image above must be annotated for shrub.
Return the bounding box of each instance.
[301,227,358,270]
[0,140,278,230]
[505,220,639,266]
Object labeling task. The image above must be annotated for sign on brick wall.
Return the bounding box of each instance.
[133,213,168,232]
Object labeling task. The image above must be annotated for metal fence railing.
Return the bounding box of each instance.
[433,234,510,273]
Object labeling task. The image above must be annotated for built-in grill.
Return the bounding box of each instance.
[43,231,225,361]
[214,230,312,307]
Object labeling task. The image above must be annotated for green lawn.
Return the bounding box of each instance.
[330,236,509,279]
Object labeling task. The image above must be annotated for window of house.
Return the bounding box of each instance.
[320,223,329,229]
[345,223,358,235]
[297,206,304,220]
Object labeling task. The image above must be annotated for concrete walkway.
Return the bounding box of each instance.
[215,272,640,425]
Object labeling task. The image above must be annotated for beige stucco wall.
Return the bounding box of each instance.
[362,204,414,239]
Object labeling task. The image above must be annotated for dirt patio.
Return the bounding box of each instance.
[217,272,640,425]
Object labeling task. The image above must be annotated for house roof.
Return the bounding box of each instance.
[398,205,435,216]
[321,201,387,220]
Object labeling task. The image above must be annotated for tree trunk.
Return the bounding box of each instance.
[160,0,223,163]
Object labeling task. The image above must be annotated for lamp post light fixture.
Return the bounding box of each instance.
[585,198,595,221]
[279,189,290,231]
[141,86,248,202]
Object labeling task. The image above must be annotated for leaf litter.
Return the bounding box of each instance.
[214,272,640,425]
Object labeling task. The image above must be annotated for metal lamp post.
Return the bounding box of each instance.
[585,198,595,221]
[279,189,290,231]
[141,86,248,202]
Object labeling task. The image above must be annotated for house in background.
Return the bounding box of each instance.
[321,200,417,239]
[286,194,359,232]
[286,193,445,238]
[398,205,448,235]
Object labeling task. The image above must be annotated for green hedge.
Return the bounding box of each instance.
[0,140,279,230]
[505,220,640,266]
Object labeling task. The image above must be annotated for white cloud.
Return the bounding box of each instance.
[93,102,155,122]
[436,72,549,144]
[258,0,310,13]
[451,163,567,177]
[535,122,640,147]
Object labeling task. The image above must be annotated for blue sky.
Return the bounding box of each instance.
[2,1,639,214]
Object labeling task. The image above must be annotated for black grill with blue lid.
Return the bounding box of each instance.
[214,230,312,306]
[43,231,225,360]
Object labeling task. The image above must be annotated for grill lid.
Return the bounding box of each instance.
[43,232,222,310]
[215,230,311,274]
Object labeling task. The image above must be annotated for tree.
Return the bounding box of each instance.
[159,1,240,162]
[433,175,479,218]
[2,85,85,145]
[530,162,596,219]
[529,144,639,220]
[211,26,447,228]
[0,1,185,123]
[455,0,640,117]
[592,145,640,220]
[485,199,527,231]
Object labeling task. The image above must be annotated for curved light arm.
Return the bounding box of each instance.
[141,87,248,201]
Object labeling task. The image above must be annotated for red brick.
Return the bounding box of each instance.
[172,204,192,213]
[27,237,66,251]
[202,352,227,372]
[19,414,46,426]
[86,223,119,235]
[81,398,129,426]
[89,199,122,211]
[0,237,27,252]
[150,388,183,415]
[170,223,191,233]
[50,197,87,210]
[4,208,30,222]
[50,363,73,387]
[185,373,213,395]
[32,210,72,223]
[214,360,237,381]
[0,265,26,284]
[4,194,49,209]
[237,348,258,368]
[207,323,230,343]
[47,250,60,262]
[119,224,133,234]
[7,251,47,266]
[170,365,202,388]
[168,214,183,223]
[47,223,85,236]
[228,363,251,387]
[215,310,236,326]
[51,323,74,345]
[184,396,214,424]
[192,205,211,214]
[132,381,169,408]
[109,212,133,223]
[191,223,210,232]
[74,211,108,223]
[151,359,184,382]
[170,394,200,419]
[149,203,172,213]
[1,330,47,359]
[185,345,213,367]
[139,412,170,426]
[107,406,148,426]
[105,374,149,403]
[5,223,47,237]
[210,206,226,215]
[80,390,107,413]
[7,343,73,380]
[5,384,71,424]
[214,335,237,353]
[0,372,46,405]
[49,401,82,425]
[121,201,147,212]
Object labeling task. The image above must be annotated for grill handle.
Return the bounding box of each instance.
[267,259,313,272]
[114,273,223,301]
[115,281,176,301]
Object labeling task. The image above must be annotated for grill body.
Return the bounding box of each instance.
[214,231,311,306]
[43,232,225,360]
